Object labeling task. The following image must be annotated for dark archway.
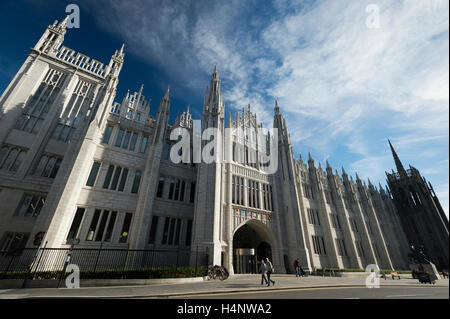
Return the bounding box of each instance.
[233,221,273,274]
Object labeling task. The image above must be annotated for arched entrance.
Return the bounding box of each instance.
[233,220,273,274]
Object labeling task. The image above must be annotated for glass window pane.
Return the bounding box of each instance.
[110,166,122,190]
[41,156,56,177]
[119,213,132,243]
[140,136,148,154]
[86,209,101,241]
[95,210,109,242]
[102,125,113,144]
[122,131,131,149]
[103,211,117,242]
[10,150,26,172]
[103,165,115,189]
[131,170,142,194]
[118,168,128,192]
[1,148,18,170]
[115,128,124,147]
[86,161,101,187]
[67,208,85,240]
[129,133,138,151]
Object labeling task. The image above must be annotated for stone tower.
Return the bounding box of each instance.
[386,140,449,270]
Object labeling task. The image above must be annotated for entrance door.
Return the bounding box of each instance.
[233,222,272,274]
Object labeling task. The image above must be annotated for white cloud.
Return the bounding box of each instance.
[87,0,449,216]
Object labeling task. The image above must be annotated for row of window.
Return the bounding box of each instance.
[15,194,46,218]
[307,209,320,226]
[102,124,149,154]
[303,184,314,199]
[312,235,366,259]
[156,176,196,203]
[67,207,133,244]
[0,145,27,172]
[15,69,67,134]
[86,161,142,194]
[32,154,63,178]
[148,216,193,247]
[0,232,29,253]
[311,235,326,255]
[330,214,342,229]
[231,176,273,211]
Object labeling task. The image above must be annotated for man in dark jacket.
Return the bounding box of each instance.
[265,258,275,286]
[259,259,268,285]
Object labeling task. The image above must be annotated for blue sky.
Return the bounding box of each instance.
[0,0,448,216]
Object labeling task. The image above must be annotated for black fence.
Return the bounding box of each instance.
[0,246,209,280]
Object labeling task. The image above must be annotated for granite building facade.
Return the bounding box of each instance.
[0,17,428,275]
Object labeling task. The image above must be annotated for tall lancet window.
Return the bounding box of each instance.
[52,79,95,142]
[15,68,67,134]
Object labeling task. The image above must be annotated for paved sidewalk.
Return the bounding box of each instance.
[0,275,447,299]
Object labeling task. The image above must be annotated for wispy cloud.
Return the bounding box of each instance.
[86,0,449,216]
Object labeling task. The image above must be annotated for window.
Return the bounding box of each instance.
[185,219,193,246]
[52,79,94,142]
[34,154,63,178]
[118,168,128,192]
[104,211,117,242]
[331,214,341,229]
[308,209,320,225]
[0,145,27,172]
[232,176,244,206]
[67,208,85,240]
[15,69,66,135]
[86,210,101,241]
[161,217,170,245]
[110,167,122,190]
[115,129,125,147]
[148,216,159,244]
[95,210,110,242]
[174,219,182,245]
[350,218,359,232]
[131,170,142,194]
[312,235,326,255]
[157,177,165,198]
[168,218,176,245]
[119,213,133,243]
[102,125,113,144]
[140,136,148,154]
[129,133,138,151]
[114,128,139,151]
[0,232,30,253]
[15,194,46,218]
[86,161,101,186]
[103,165,129,191]
[103,165,115,189]
[335,239,348,256]
[168,179,175,200]
[122,131,131,149]
[189,182,196,203]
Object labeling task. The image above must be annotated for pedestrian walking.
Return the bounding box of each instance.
[265,257,275,286]
[293,258,300,277]
[259,259,268,285]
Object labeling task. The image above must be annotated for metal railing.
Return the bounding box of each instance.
[0,246,208,280]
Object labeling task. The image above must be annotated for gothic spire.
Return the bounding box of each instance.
[388,139,407,177]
